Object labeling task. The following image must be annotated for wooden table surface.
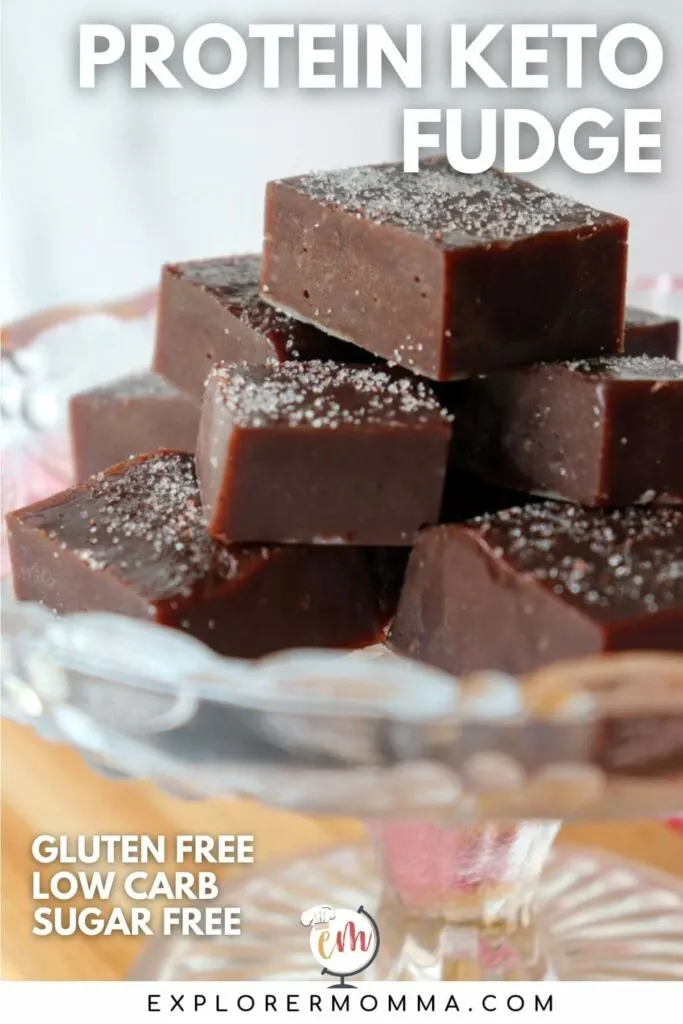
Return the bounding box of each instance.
[2,719,682,981]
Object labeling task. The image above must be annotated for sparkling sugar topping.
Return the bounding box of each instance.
[33,453,246,599]
[284,160,615,245]
[472,502,683,616]
[208,361,452,429]
[565,355,683,382]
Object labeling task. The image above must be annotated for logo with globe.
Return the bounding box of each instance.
[300,904,380,987]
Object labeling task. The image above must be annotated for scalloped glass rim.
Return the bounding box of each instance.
[1,282,682,817]
[3,586,683,720]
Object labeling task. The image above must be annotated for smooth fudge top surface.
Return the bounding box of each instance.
[168,254,317,359]
[625,306,679,329]
[76,371,185,402]
[11,452,265,600]
[207,361,452,430]
[466,501,683,620]
[274,158,624,248]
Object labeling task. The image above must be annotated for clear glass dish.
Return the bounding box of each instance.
[2,284,683,982]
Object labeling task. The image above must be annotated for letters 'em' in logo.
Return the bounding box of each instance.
[300,904,379,987]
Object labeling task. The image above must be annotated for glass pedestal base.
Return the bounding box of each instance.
[130,843,683,982]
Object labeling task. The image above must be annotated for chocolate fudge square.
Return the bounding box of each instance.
[447,355,683,507]
[70,372,200,480]
[196,361,452,545]
[7,452,382,658]
[261,159,628,381]
[624,307,680,359]
[153,254,373,400]
[390,503,683,677]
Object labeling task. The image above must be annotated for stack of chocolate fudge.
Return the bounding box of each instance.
[8,159,683,676]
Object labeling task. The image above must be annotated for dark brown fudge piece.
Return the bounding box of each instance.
[261,159,628,381]
[196,362,452,545]
[390,502,683,677]
[7,452,382,658]
[153,254,373,399]
[447,355,683,507]
[624,307,680,359]
[69,372,200,480]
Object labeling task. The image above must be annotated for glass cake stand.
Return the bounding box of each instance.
[1,284,683,982]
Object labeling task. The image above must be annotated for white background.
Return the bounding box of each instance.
[2,0,682,321]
